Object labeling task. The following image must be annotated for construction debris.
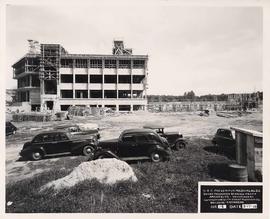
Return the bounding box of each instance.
[216,111,246,118]
[12,113,52,122]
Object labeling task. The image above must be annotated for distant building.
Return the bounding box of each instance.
[6,89,17,106]
[12,40,148,112]
[227,92,263,109]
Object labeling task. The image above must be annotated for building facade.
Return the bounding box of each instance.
[12,40,148,112]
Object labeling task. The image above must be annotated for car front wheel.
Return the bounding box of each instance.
[82,145,94,156]
[150,151,163,162]
[31,150,43,161]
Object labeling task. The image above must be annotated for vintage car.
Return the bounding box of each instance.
[92,129,171,162]
[20,131,97,160]
[6,121,17,136]
[143,125,186,150]
[212,128,236,148]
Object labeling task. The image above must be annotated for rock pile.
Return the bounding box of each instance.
[40,158,137,191]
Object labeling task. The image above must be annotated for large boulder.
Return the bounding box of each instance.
[40,158,137,191]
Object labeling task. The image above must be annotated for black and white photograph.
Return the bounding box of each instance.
[2,0,268,216]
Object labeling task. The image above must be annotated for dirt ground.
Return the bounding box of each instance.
[6,111,262,185]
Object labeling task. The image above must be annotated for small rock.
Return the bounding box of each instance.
[7,201,13,206]
[142,193,153,199]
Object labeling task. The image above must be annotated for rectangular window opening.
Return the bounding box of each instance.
[104,75,117,83]
[132,90,143,98]
[133,75,145,83]
[75,59,87,68]
[75,90,88,98]
[119,105,131,111]
[60,59,73,68]
[119,60,131,69]
[119,75,131,83]
[104,105,116,111]
[61,74,73,83]
[61,90,73,98]
[119,90,131,98]
[90,90,102,98]
[90,59,102,68]
[75,75,88,83]
[105,59,116,68]
[60,105,71,111]
[133,60,145,69]
[44,80,57,94]
[90,75,103,83]
[104,90,117,98]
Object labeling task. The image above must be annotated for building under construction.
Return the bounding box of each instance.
[12,40,148,112]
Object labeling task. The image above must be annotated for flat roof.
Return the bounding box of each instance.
[121,129,156,134]
[230,127,263,138]
[61,54,148,59]
[12,53,148,67]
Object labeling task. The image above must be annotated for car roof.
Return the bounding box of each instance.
[35,131,67,136]
[218,128,231,131]
[121,129,157,134]
[143,125,164,129]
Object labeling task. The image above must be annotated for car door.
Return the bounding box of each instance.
[31,134,45,151]
[118,134,137,157]
[42,133,58,154]
[54,133,72,153]
[134,134,151,156]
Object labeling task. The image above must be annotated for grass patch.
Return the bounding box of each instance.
[6,138,233,213]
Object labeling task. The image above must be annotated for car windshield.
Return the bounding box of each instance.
[218,129,232,138]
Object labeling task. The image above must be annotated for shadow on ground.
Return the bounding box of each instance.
[207,162,230,181]
[203,145,235,160]
[16,153,78,162]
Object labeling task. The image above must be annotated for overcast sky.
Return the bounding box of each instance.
[6,4,262,95]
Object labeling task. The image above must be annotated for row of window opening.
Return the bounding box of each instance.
[61,74,145,84]
[61,90,144,99]
[60,59,145,69]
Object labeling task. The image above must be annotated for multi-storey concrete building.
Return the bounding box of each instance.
[12,40,148,112]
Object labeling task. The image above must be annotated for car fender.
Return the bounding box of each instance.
[21,146,46,157]
[147,144,167,155]
[72,141,96,153]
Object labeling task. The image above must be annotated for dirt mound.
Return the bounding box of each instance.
[40,158,137,191]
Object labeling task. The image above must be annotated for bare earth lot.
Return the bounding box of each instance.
[5,111,262,213]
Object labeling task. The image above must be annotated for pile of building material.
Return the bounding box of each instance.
[40,158,138,191]
[68,106,106,117]
[55,111,68,121]
[12,113,52,122]
[216,111,243,118]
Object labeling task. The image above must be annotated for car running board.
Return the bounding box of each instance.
[45,152,71,157]
[121,156,150,161]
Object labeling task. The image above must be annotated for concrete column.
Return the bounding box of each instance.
[144,59,148,100]
[87,59,90,99]
[130,59,133,99]
[116,59,119,99]
[29,75,32,87]
[72,59,75,99]
[102,58,104,99]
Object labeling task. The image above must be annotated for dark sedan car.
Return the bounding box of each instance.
[6,121,17,136]
[143,125,186,150]
[93,129,171,162]
[20,131,97,160]
[212,128,236,147]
